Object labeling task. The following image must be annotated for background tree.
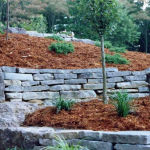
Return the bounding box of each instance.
[79,0,119,104]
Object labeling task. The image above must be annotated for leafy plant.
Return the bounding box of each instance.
[109,47,126,53]
[46,35,64,41]
[0,22,4,34]
[110,91,133,117]
[55,97,75,113]
[49,42,74,55]
[42,136,89,150]
[105,54,129,64]
[95,40,113,49]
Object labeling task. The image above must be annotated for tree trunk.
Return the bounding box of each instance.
[6,0,9,41]
[145,20,148,53]
[101,35,108,104]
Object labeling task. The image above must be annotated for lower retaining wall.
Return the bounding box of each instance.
[0,66,150,104]
[0,127,150,150]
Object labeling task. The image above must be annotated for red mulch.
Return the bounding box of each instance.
[24,97,150,131]
[0,33,150,71]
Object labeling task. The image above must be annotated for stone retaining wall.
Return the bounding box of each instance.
[0,66,150,103]
[1,127,150,150]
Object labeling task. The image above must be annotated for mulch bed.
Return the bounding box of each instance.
[0,33,150,71]
[24,97,150,131]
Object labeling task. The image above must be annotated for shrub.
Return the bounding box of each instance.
[55,97,75,113]
[94,41,112,48]
[0,22,5,34]
[46,35,64,41]
[110,91,133,117]
[105,54,129,64]
[109,47,126,53]
[49,42,74,55]
[42,136,89,150]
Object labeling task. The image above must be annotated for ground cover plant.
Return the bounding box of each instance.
[109,47,126,53]
[0,33,150,70]
[105,54,129,64]
[94,41,113,49]
[49,42,74,54]
[46,35,64,41]
[24,97,150,131]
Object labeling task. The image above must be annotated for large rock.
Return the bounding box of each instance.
[4,73,33,81]
[49,85,81,91]
[54,73,77,79]
[40,69,72,74]
[124,75,146,81]
[6,93,22,99]
[65,79,87,84]
[23,85,49,92]
[1,66,16,73]
[18,68,39,74]
[0,102,39,127]
[22,81,40,86]
[8,27,26,34]
[78,72,103,79]
[33,74,53,80]
[107,71,131,77]
[107,77,124,83]
[23,92,59,100]
[41,79,64,85]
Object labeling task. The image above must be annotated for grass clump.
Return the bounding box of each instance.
[110,91,133,117]
[55,97,75,113]
[42,136,89,150]
[109,47,126,53]
[94,41,112,48]
[105,53,129,64]
[49,42,74,55]
[46,35,64,41]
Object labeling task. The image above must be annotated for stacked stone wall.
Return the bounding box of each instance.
[0,66,149,103]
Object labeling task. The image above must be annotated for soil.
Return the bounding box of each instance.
[24,97,150,131]
[0,33,150,71]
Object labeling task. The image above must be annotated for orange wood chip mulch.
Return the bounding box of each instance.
[0,33,150,71]
[24,97,150,131]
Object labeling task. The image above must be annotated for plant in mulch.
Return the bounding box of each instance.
[55,97,75,113]
[42,136,89,150]
[49,42,74,55]
[46,35,64,41]
[110,91,133,117]
[94,40,113,49]
[109,47,127,53]
[105,53,129,64]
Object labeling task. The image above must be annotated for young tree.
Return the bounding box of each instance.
[79,0,119,104]
[6,0,9,40]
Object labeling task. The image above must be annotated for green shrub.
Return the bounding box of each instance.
[0,22,5,34]
[105,54,129,64]
[46,35,64,41]
[110,91,133,117]
[109,47,126,53]
[55,97,75,113]
[94,41,112,48]
[49,42,74,55]
[43,136,89,150]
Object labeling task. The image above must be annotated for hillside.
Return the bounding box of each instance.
[0,33,150,71]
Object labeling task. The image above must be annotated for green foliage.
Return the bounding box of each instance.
[20,15,47,33]
[109,47,126,53]
[95,41,112,48]
[0,22,4,34]
[49,42,74,54]
[46,35,64,41]
[105,54,129,64]
[55,97,75,113]
[7,147,23,150]
[42,136,89,150]
[110,91,133,117]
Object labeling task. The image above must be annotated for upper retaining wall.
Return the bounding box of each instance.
[0,66,150,103]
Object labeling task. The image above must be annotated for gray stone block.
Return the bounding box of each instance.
[10,99,22,102]
[18,68,39,74]
[115,144,150,150]
[23,92,59,100]
[23,86,49,92]
[5,86,23,92]
[40,69,72,74]
[41,79,64,85]
[33,74,53,80]
[78,72,103,79]
[65,79,87,84]
[22,81,40,86]
[117,81,148,89]
[0,72,4,83]
[67,139,112,150]
[102,131,150,144]
[72,68,103,74]
[4,80,21,86]
[4,73,33,81]
[138,87,149,92]
[132,71,146,76]
[84,83,115,90]
[145,68,150,74]
[49,85,81,91]
[107,89,138,93]
[88,79,103,84]
[1,66,16,73]
[107,77,124,83]
[54,73,77,79]
[128,93,149,98]
[6,93,22,99]
[60,90,96,99]
[107,71,131,77]
[124,75,146,81]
